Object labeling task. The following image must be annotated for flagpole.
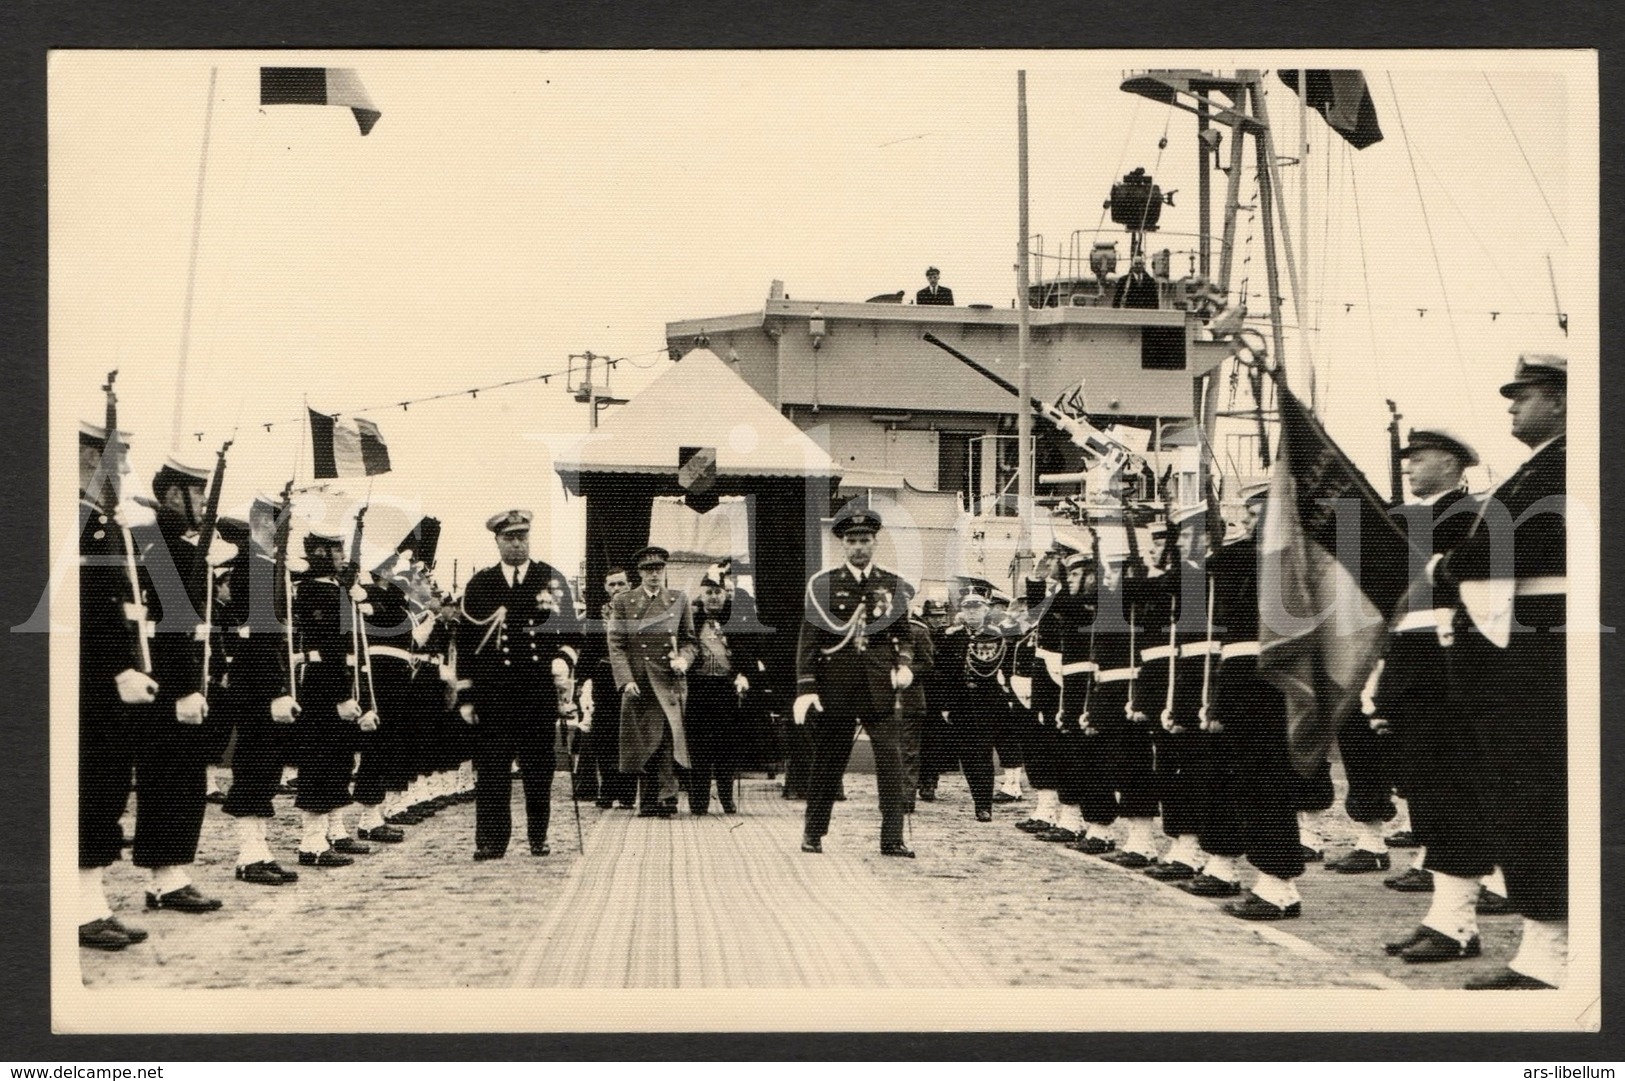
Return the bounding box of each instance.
[171,66,219,452]
[1014,69,1034,580]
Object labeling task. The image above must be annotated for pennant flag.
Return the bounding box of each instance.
[1257,380,1420,776]
[1278,70,1383,149]
[261,67,381,136]
[309,409,392,479]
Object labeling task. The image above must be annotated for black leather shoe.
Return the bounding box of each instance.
[1223,891,1301,921]
[1069,835,1116,855]
[1144,860,1199,881]
[274,782,297,795]
[1465,967,1555,990]
[145,885,224,913]
[1035,827,1077,842]
[385,812,424,826]
[1401,926,1482,964]
[409,802,438,818]
[235,861,289,886]
[1299,845,1324,863]
[1384,867,1434,892]
[916,787,937,803]
[1015,818,1054,833]
[1099,849,1153,869]
[1384,925,1431,955]
[358,825,405,844]
[205,791,228,805]
[992,790,1021,803]
[79,918,131,951]
[106,916,148,943]
[1385,830,1420,848]
[330,837,372,855]
[690,806,710,816]
[298,849,354,868]
[1477,889,1517,916]
[880,842,916,858]
[530,842,551,857]
[637,804,661,817]
[262,862,298,883]
[1180,873,1242,898]
[657,801,679,818]
[472,847,505,861]
[800,837,823,854]
[719,801,738,814]
[595,799,614,809]
[975,809,993,823]
[1325,849,1391,874]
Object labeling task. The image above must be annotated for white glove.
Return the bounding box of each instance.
[285,555,310,575]
[578,678,595,712]
[551,657,571,680]
[357,602,374,616]
[576,711,593,734]
[337,697,363,721]
[734,672,750,697]
[348,582,368,603]
[1010,674,1032,708]
[116,499,157,529]
[175,691,208,725]
[891,665,913,691]
[459,703,477,725]
[1369,715,1392,735]
[358,709,380,732]
[206,537,239,567]
[270,695,301,724]
[793,693,823,725]
[115,668,158,705]
[1161,708,1183,734]
[623,682,641,698]
[670,655,690,675]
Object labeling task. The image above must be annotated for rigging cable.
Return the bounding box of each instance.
[1384,72,1487,440]
[1483,73,1567,247]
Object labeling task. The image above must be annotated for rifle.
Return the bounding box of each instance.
[1118,484,1146,723]
[192,438,233,697]
[1158,526,1183,734]
[1386,399,1404,504]
[348,504,380,731]
[270,480,302,723]
[99,371,153,675]
[1077,527,1102,736]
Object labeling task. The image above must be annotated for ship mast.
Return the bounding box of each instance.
[1014,70,1035,579]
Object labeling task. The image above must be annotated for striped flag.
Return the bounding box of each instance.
[1257,381,1419,775]
[261,67,381,136]
[309,409,392,479]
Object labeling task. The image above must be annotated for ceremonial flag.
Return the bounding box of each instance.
[1278,70,1383,150]
[260,67,381,136]
[309,409,392,479]
[1257,380,1419,775]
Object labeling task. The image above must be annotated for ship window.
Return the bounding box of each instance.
[1140,326,1186,370]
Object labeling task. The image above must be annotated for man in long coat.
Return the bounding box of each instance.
[607,546,699,817]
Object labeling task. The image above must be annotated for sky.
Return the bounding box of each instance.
[49,50,1596,580]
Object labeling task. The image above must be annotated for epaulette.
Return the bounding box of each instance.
[944,624,966,636]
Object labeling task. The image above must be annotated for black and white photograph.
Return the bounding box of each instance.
[44,49,1599,1033]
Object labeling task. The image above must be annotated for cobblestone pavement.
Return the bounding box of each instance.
[79,765,1520,990]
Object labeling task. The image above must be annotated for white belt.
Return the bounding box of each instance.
[1221,641,1260,659]
[1516,576,1565,597]
[1140,644,1177,662]
[368,645,414,663]
[1060,660,1098,675]
[1095,666,1139,683]
[1180,641,1222,658]
[1394,608,1454,634]
[302,649,323,664]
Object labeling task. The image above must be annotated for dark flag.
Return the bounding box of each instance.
[1257,379,1420,775]
[1278,70,1383,150]
[309,409,392,479]
[261,67,381,136]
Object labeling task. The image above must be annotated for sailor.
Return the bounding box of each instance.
[1010,560,1064,835]
[346,556,422,847]
[985,586,1027,805]
[896,603,935,815]
[459,509,582,858]
[215,514,301,886]
[1063,546,1128,855]
[290,526,367,869]
[916,266,954,306]
[915,599,953,803]
[1370,424,1506,964]
[606,545,698,819]
[1184,481,1308,920]
[686,565,758,814]
[129,456,225,914]
[1432,354,1569,989]
[1031,547,1101,846]
[578,566,638,809]
[1137,502,1217,879]
[77,421,157,949]
[932,582,1007,823]
[793,501,917,856]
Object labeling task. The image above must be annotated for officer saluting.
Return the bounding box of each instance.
[794,501,918,857]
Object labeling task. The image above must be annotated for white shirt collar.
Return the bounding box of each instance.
[506,563,526,587]
[845,562,869,582]
[1527,434,1561,459]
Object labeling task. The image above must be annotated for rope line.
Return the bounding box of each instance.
[1483,73,1567,246]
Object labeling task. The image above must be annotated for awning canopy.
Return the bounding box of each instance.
[553,348,839,485]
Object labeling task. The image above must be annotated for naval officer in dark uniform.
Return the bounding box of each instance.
[1432,354,1570,990]
[457,509,582,859]
[794,502,918,857]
